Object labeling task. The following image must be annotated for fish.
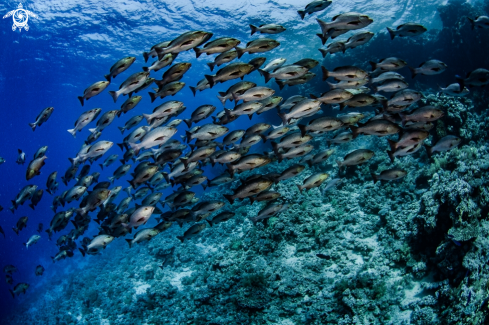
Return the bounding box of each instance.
[4,265,18,274]
[99,154,118,170]
[409,60,447,78]
[319,41,346,57]
[35,265,44,276]
[232,86,275,103]
[13,216,28,235]
[250,203,290,225]
[9,283,30,298]
[210,151,241,166]
[143,101,184,124]
[468,16,489,29]
[108,71,149,103]
[5,274,13,284]
[275,164,306,182]
[371,169,407,184]
[387,130,429,151]
[387,89,423,107]
[344,31,374,50]
[293,58,319,70]
[23,234,41,249]
[236,38,280,58]
[223,176,274,204]
[109,164,131,183]
[317,12,373,40]
[373,79,409,93]
[248,57,268,73]
[207,211,235,227]
[257,96,284,115]
[125,228,159,248]
[321,65,368,81]
[250,24,285,35]
[88,110,118,134]
[128,165,158,189]
[424,135,461,158]
[194,37,240,58]
[278,99,321,125]
[386,142,423,162]
[154,62,192,89]
[33,146,48,159]
[227,154,271,176]
[79,234,115,256]
[456,68,489,89]
[69,141,113,166]
[249,191,281,204]
[176,223,207,242]
[37,223,43,234]
[339,93,377,110]
[370,57,407,72]
[298,0,332,19]
[276,72,316,90]
[118,96,142,117]
[306,149,335,167]
[78,81,110,106]
[122,206,155,229]
[207,49,237,72]
[67,108,102,138]
[29,189,43,210]
[398,106,444,126]
[142,53,177,72]
[350,119,401,138]
[225,102,264,119]
[259,65,308,84]
[262,58,287,72]
[276,144,314,163]
[370,72,405,84]
[11,184,37,212]
[271,133,313,152]
[322,178,343,194]
[15,149,26,165]
[439,84,469,97]
[298,117,343,136]
[149,81,185,103]
[206,172,234,188]
[205,62,255,88]
[104,56,136,82]
[77,188,111,216]
[51,250,74,263]
[216,81,256,105]
[181,146,216,169]
[155,31,213,57]
[129,126,177,155]
[184,105,216,128]
[297,173,329,193]
[387,23,427,39]
[337,149,375,168]
[26,156,47,180]
[186,124,229,143]
[29,107,54,131]
[143,40,171,62]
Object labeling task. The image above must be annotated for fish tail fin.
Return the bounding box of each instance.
[349,126,359,139]
[104,74,111,82]
[108,91,118,103]
[162,172,170,183]
[194,47,204,58]
[226,163,235,177]
[189,86,197,97]
[271,141,279,155]
[249,24,258,36]
[143,52,149,62]
[79,248,86,257]
[185,130,192,143]
[142,113,152,124]
[29,123,37,131]
[336,160,343,168]
[339,103,346,111]
[117,126,125,134]
[66,128,78,138]
[276,152,283,163]
[468,17,475,30]
[260,69,272,83]
[277,112,288,125]
[387,27,396,40]
[298,124,307,137]
[9,289,14,299]
[387,139,397,152]
[296,184,303,194]
[387,150,395,163]
[88,128,96,133]
[398,112,407,126]
[142,66,149,72]
[236,47,245,59]
[29,203,35,210]
[372,85,378,93]
[321,66,329,81]
[12,227,19,235]
[183,119,192,128]
[371,173,378,184]
[306,160,313,168]
[369,61,377,71]
[318,48,328,58]
[125,239,132,248]
[424,144,433,159]
[276,80,285,90]
[316,33,328,45]
[204,75,215,88]
[77,96,84,107]
[298,10,306,20]
[259,134,267,143]
[206,62,215,72]
[148,92,157,103]
[206,219,213,227]
[223,194,234,205]
[176,236,184,243]
[409,66,417,79]
[216,94,227,106]
[249,196,256,205]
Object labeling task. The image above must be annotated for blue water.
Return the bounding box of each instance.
[0,0,486,322]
